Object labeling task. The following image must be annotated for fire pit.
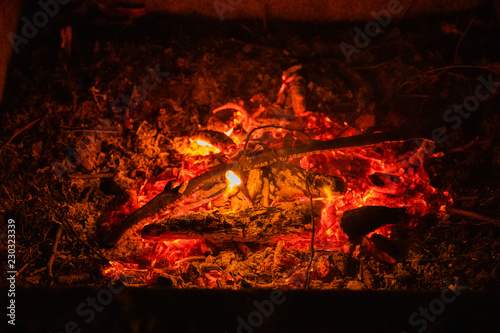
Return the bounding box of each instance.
[1,1,500,332]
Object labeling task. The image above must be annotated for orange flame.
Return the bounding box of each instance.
[323,187,334,201]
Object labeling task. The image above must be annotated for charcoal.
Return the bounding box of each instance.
[340,206,408,239]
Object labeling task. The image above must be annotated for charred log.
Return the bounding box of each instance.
[101,176,228,246]
[141,201,324,243]
[340,206,409,240]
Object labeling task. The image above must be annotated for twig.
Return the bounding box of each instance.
[212,102,250,119]
[174,256,207,265]
[68,172,116,179]
[447,207,500,227]
[61,220,110,263]
[417,65,500,77]
[448,138,490,153]
[90,86,104,112]
[30,267,47,276]
[399,65,500,91]
[18,261,33,275]
[124,86,138,129]
[454,15,475,64]
[303,169,315,289]
[47,225,64,282]
[243,125,311,150]
[2,184,14,202]
[0,118,40,157]
[61,127,120,134]
[17,251,43,276]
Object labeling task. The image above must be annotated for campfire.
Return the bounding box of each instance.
[2,3,499,299]
[99,66,447,288]
[4,1,500,331]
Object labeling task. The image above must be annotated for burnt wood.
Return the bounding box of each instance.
[270,161,345,199]
[340,206,409,239]
[141,201,324,243]
[196,130,236,151]
[106,131,428,245]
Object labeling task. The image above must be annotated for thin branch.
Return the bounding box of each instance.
[90,86,104,112]
[61,128,121,134]
[454,15,475,64]
[47,224,64,282]
[243,125,311,150]
[447,207,500,227]
[68,172,116,179]
[399,65,500,91]
[0,118,41,157]
[417,65,500,77]
[61,220,110,263]
[303,169,316,289]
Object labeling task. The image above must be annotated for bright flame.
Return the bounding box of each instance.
[196,139,220,154]
[226,170,241,191]
[196,139,212,147]
[224,128,233,136]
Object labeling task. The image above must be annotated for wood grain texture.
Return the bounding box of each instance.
[141,200,324,243]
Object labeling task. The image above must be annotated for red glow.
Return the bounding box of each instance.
[103,102,445,287]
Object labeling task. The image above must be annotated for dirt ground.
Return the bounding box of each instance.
[1,9,499,291]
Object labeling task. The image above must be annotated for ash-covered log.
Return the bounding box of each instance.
[142,201,324,243]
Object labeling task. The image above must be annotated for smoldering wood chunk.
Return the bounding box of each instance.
[340,206,408,240]
[368,173,400,188]
[370,233,397,258]
[141,201,323,244]
[270,161,345,199]
[196,130,235,150]
[247,168,263,199]
[368,173,403,195]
